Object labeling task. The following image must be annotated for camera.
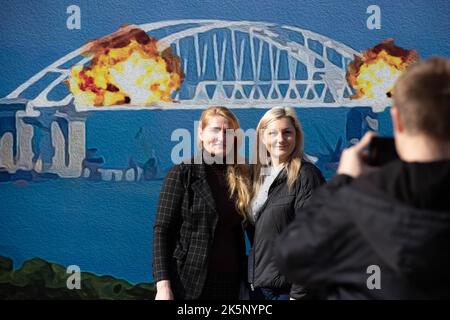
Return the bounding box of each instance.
[367,136,399,166]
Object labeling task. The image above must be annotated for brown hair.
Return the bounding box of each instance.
[393,57,450,142]
[198,106,251,217]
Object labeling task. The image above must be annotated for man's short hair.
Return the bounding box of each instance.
[393,56,450,142]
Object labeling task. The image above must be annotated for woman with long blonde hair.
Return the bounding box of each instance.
[248,107,325,300]
[153,106,251,300]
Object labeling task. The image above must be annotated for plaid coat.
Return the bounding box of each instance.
[152,162,226,299]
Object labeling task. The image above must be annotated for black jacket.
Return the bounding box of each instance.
[152,163,246,299]
[248,161,325,297]
[276,159,450,299]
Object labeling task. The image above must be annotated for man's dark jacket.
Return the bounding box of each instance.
[276,159,450,299]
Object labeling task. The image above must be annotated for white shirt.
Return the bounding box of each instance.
[250,164,285,224]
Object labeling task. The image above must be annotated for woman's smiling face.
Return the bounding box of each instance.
[262,117,296,164]
[199,115,234,157]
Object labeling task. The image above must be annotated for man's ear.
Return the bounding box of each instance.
[391,106,404,134]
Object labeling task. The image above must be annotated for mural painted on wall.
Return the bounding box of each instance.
[1,0,449,298]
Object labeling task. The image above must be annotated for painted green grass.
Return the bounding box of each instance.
[0,256,155,300]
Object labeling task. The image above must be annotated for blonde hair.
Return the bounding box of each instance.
[198,106,251,217]
[252,107,304,199]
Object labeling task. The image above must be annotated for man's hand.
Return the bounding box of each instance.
[155,280,174,300]
[337,131,377,178]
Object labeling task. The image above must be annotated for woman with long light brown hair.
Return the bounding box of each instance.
[153,106,251,300]
[247,107,325,300]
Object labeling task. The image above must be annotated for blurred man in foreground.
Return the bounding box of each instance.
[277,57,450,299]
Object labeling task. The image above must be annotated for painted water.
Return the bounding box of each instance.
[1,179,160,284]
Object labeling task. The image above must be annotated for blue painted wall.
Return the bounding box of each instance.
[1,0,449,284]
